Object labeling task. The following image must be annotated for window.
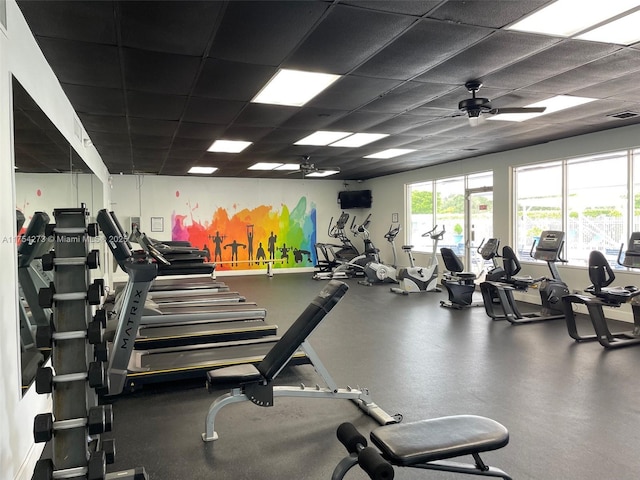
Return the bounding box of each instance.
[515,162,562,260]
[514,151,632,267]
[407,172,492,254]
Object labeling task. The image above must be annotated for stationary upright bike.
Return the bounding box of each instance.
[391,225,445,294]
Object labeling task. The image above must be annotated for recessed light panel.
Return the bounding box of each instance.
[252,69,340,107]
[188,166,217,174]
[508,0,640,37]
[488,95,596,122]
[306,170,339,177]
[294,131,353,146]
[274,163,300,171]
[576,10,640,45]
[207,140,252,153]
[248,162,282,170]
[365,149,416,159]
[329,133,389,148]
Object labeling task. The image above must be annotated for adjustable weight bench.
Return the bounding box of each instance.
[332,417,511,480]
[202,280,398,442]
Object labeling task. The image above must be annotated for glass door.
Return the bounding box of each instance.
[466,187,493,278]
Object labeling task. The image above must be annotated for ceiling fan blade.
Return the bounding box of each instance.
[490,107,546,115]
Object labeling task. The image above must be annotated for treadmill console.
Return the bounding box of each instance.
[533,230,565,262]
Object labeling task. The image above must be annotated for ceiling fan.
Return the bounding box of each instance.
[289,156,340,177]
[458,81,546,126]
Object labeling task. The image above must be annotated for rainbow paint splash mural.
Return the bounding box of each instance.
[172,196,317,271]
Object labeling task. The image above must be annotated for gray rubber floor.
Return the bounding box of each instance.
[103,273,640,480]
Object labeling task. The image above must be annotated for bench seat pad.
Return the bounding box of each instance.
[370,415,509,466]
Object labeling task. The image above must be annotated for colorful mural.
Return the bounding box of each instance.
[172,196,317,270]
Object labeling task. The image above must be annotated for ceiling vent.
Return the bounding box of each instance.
[606,111,640,119]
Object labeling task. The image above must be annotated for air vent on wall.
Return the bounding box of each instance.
[606,111,640,119]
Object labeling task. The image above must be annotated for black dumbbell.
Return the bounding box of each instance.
[35,325,53,349]
[41,252,54,271]
[94,342,109,362]
[87,319,103,345]
[38,283,55,308]
[101,438,116,464]
[31,458,53,480]
[87,249,100,269]
[33,406,112,443]
[35,363,109,394]
[87,450,106,480]
[87,223,100,238]
[87,283,102,306]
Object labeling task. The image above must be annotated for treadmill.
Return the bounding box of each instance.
[109,211,227,292]
[98,211,304,394]
[98,210,274,349]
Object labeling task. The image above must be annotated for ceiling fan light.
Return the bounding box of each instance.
[306,169,339,177]
[329,133,389,147]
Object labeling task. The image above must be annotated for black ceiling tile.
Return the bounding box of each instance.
[361,81,455,113]
[119,1,224,56]
[284,5,415,74]
[36,37,121,88]
[326,111,396,131]
[570,73,640,100]
[193,59,277,101]
[130,133,173,150]
[354,19,492,80]
[526,49,640,94]
[221,125,274,142]
[182,97,245,124]
[131,147,169,161]
[17,1,116,44]
[210,1,329,65]
[308,76,403,110]
[175,122,227,140]
[280,107,349,130]
[233,104,298,128]
[61,84,125,116]
[481,40,620,89]
[128,118,179,137]
[428,0,549,28]
[122,48,202,95]
[170,137,213,151]
[258,128,313,145]
[126,91,188,120]
[339,1,440,16]
[420,84,509,110]
[78,113,128,134]
[415,31,559,85]
[95,145,132,159]
[360,114,431,134]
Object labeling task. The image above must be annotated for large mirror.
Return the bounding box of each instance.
[13,76,105,394]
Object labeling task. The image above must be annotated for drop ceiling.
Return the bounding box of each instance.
[15,0,640,180]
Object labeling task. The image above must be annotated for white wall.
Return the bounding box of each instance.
[1,2,110,479]
[109,174,366,281]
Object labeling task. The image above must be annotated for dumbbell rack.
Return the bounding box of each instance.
[31,207,148,480]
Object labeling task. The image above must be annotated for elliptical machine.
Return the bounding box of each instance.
[359,223,400,286]
[391,225,445,294]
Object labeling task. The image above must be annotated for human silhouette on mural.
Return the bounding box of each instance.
[256,242,266,264]
[246,225,254,262]
[209,231,225,262]
[224,240,247,266]
[202,244,211,262]
[293,247,311,264]
[267,231,277,260]
[278,244,291,262]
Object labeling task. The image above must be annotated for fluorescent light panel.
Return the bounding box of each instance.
[576,9,640,45]
[329,133,389,148]
[365,149,416,159]
[248,162,300,171]
[306,170,339,177]
[294,131,352,146]
[188,166,217,174]
[508,0,640,37]
[207,140,252,153]
[252,69,340,107]
[488,95,596,122]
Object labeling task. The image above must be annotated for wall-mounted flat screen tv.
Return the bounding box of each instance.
[338,190,372,209]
